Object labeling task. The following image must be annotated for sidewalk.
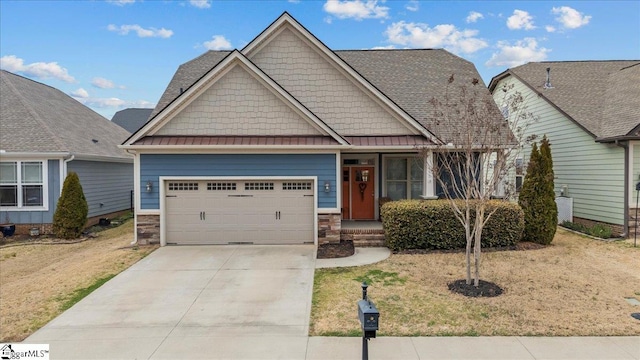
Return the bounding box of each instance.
[305,336,640,360]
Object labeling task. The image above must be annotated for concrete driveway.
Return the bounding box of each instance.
[26,245,316,359]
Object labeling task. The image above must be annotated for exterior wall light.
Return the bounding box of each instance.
[146,181,153,193]
[324,181,331,193]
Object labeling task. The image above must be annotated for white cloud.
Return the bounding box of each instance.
[406,0,419,12]
[466,11,484,23]
[552,6,591,29]
[203,35,233,50]
[323,0,389,21]
[288,0,301,3]
[485,38,550,67]
[385,21,488,54]
[76,97,126,108]
[70,88,89,98]
[74,96,154,110]
[507,9,536,30]
[106,0,135,5]
[91,77,116,89]
[107,24,173,38]
[189,0,211,9]
[0,55,75,83]
[372,45,396,49]
[545,25,556,33]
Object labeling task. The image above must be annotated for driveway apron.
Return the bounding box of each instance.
[25,245,316,359]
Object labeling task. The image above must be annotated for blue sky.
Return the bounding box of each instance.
[1,0,638,120]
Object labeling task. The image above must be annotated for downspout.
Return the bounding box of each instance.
[615,140,629,238]
[125,149,138,245]
[63,154,75,183]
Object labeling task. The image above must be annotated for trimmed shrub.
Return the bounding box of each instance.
[53,172,88,239]
[381,199,524,251]
[519,137,557,245]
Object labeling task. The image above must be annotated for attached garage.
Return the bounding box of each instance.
[163,178,315,245]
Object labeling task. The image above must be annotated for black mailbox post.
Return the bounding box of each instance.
[357,282,379,360]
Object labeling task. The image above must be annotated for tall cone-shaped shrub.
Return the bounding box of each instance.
[519,138,557,244]
[53,172,88,239]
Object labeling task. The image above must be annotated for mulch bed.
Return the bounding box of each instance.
[448,279,504,297]
[317,240,354,259]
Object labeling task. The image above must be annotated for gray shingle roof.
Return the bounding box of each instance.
[111,108,153,133]
[491,61,640,140]
[149,51,231,120]
[147,49,505,144]
[337,49,505,143]
[0,70,131,159]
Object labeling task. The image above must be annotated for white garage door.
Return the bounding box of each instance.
[165,180,314,245]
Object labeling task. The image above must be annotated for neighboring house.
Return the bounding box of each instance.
[489,61,640,236]
[0,70,133,234]
[121,12,506,246]
[112,108,153,133]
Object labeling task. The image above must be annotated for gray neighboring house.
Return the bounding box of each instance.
[0,70,133,234]
[112,108,153,133]
[489,61,640,236]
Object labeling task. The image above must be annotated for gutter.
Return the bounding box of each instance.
[62,154,75,179]
[615,140,629,238]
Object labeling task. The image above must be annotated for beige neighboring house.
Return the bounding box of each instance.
[0,70,133,234]
[489,61,640,236]
[121,12,507,246]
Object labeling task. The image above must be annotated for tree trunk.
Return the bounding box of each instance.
[465,212,472,285]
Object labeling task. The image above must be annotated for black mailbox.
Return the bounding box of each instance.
[357,282,379,340]
[358,299,379,331]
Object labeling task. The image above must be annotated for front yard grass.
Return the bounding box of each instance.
[0,220,158,342]
[310,228,640,336]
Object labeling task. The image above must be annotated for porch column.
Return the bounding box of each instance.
[422,151,438,200]
[493,150,506,199]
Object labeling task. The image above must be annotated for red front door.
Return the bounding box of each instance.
[350,167,375,220]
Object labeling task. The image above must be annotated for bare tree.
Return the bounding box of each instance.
[419,75,537,286]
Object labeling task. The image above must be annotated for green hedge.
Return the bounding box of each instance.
[381,199,524,251]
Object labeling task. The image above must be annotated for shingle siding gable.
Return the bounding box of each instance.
[248,27,414,136]
[154,64,323,136]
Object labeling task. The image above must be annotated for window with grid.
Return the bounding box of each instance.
[0,161,45,208]
[244,182,274,191]
[207,182,236,191]
[385,157,424,200]
[515,158,524,192]
[168,182,199,191]
[282,182,312,190]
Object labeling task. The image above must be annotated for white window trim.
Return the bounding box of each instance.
[0,160,49,211]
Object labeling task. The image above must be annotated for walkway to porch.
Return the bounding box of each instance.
[340,220,386,247]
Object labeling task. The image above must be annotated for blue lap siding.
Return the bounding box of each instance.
[68,160,133,217]
[140,153,337,209]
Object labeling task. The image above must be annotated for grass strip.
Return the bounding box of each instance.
[59,274,116,311]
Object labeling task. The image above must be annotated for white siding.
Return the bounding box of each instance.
[249,27,413,136]
[156,65,322,136]
[494,77,625,225]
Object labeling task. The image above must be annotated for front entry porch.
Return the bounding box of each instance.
[340,220,385,247]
